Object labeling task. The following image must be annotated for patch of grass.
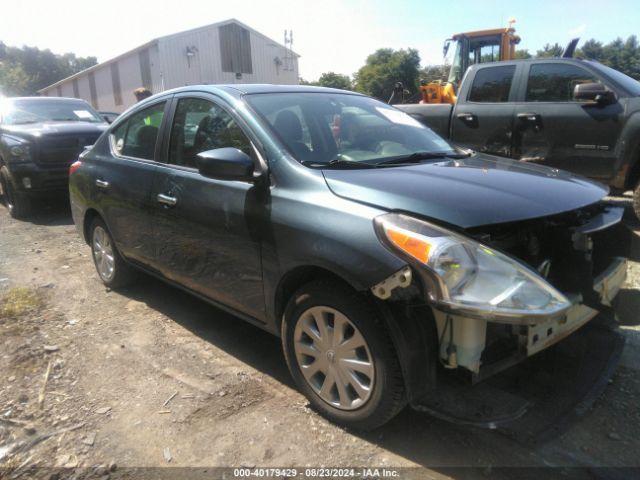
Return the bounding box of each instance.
[0,287,42,319]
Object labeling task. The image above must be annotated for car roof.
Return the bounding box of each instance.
[468,57,602,70]
[5,96,90,102]
[161,84,363,98]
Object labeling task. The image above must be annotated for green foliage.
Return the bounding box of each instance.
[576,35,640,80]
[536,43,564,58]
[514,49,532,59]
[419,64,447,83]
[316,72,352,90]
[0,41,97,96]
[353,48,421,101]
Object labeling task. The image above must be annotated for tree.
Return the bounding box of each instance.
[536,43,564,58]
[419,64,447,83]
[353,48,421,101]
[575,36,640,80]
[514,49,532,59]
[0,42,97,96]
[578,39,604,60]
[316,72,352,90]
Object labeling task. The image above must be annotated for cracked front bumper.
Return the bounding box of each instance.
[527,257,627,356]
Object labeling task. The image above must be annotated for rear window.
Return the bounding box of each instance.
[111,102,165,160]
[468,66,516,103]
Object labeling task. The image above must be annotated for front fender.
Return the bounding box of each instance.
[612,108,640,189]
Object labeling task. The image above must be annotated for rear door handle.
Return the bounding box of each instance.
[157,193,178,207]
[517,112,541,122]
[456,112,477,122]
[95,179,110,189]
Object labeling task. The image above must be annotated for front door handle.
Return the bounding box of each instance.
[157,193,178,207]
[456,112,477,123]
[95,179,110,189]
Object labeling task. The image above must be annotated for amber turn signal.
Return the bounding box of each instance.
[384,226,431,264]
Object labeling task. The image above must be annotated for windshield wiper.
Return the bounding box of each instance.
[376,151,469,167]
[302,157,376,169]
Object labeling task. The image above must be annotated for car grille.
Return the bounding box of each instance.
[37,134,101,166]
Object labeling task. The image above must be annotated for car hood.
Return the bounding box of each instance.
[3,122,108,142]
[322,154,609,229]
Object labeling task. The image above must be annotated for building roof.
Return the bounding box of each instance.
[38,18,300,93]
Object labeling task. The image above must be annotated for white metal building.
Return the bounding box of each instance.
[39,19,299,112]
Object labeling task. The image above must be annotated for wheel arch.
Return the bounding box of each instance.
[82,208,102,244]
[274,265,359,331]
[275,264,439,406]
[616,112,640,190]
[625,148,640,191]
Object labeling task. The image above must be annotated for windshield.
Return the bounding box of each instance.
[447,41,463,84]
[595,63,640,97]
[245,93,456,166]
[1,99,105,125]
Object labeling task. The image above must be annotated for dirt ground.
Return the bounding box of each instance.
[0,193,639,480]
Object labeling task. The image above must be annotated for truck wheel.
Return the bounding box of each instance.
[281,281,406,430]
[1,166,31,219]
[634,180,640,222]
[90,217,135,288]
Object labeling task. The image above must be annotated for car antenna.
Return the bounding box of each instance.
[562,38,580,58]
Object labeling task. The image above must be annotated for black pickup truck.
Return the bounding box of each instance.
[396,58,640,219]
[0,97,108,218]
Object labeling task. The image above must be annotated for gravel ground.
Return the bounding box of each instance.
[0,194,639,480]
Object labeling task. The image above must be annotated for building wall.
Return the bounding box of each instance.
[41,21,299,111]
[158,23,298,89]
[117,50,148,110]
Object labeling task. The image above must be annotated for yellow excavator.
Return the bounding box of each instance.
[420,22,521,104]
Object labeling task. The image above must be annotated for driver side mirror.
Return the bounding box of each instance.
[573,82,615,105]
[196,147,255,182]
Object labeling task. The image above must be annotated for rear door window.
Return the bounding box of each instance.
[468,65,516,102]
[526,63,599,102]
[112,102,165,160]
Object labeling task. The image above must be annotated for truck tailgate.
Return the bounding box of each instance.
[395,103,453,138]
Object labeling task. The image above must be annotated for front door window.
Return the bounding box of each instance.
[168,97,252,168]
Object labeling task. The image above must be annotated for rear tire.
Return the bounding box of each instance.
[89,217,135,288]
[281,280,406,430]
[1,166,31,219]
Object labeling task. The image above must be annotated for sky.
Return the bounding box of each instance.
[1,0,639,80]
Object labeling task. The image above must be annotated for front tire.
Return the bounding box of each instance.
[1,166,31,219]
[634,180,640,221]
[90,217,135,288]
[282,281,405,430]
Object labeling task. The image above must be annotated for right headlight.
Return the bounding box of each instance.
[375,213,571,322]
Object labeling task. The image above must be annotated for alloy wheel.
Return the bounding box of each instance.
[293,306,375,410]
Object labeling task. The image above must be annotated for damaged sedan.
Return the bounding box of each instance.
[69,85,629,431]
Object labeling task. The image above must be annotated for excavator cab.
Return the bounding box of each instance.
[420,26,520,104]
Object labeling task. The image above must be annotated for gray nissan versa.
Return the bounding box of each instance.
[69,85,629,430]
